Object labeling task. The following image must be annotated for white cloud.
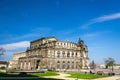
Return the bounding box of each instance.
[0,27,52,43]
[15,27,51,40]
[0,41,30,50]
[81,13,120,29]
[82,31,111,39]
[13,33,40,41]
[92,13,120,22]
[82,33,99,38]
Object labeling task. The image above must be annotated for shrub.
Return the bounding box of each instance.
[19,72,27,76]
[0,66,6,69]
[97,71,104,75]
[6,68,16,73]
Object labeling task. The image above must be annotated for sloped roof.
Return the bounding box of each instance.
[30,36,57,43]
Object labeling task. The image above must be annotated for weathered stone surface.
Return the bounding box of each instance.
[10,36,90,71]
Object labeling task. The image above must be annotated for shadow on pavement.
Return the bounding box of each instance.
[0,72,63,80]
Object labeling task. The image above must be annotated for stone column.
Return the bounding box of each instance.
[20,62,23,70]
[34,59,36,70]
[28,61,31,70]
[82,59,85,69]
[24,62,26,70]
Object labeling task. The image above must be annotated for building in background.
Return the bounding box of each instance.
[0,61,8,68]
[10,36,90,71]
[108,64,120,70]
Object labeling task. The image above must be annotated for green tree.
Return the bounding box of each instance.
[105,57,115,71]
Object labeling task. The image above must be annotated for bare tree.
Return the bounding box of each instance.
[0,47,5,60]
[0,47,5,56]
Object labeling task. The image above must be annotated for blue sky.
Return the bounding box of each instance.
[0,0,120,64]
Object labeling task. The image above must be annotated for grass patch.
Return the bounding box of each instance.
[0,69,6,73]
[0,71,59,77]
[67,72,107,79]
[32,71,59,76]
[0,72,63,80]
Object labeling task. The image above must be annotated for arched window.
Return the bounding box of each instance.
[57,51,60,58]
[62,65,65,69]
[62,61,65,69]
[76,52,77,56]
[57,61,60,69]
[67,52,70,57]
[68,61,70,63]
[62,51,65,57]
[72,62,74,69]
[72,65,74,69]
[67,65,70,69]
[57,61,60,63]
[62,61,65,63]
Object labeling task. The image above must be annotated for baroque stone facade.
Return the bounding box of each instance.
[12,37,90,71]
